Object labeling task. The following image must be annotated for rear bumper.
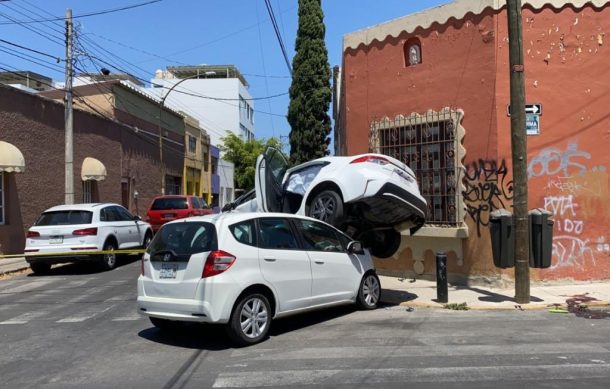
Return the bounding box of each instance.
[137,295,217,323]
[355,182,427,229]
[25,253,97,265]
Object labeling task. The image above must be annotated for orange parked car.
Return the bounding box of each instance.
[146,195,213,232]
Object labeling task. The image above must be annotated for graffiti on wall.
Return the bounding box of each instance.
[463,159,514,236]
[530,142,609,274]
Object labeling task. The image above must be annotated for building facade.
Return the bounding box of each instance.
[0,84,162,255]
[336,0,610,282]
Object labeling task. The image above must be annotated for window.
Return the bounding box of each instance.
[404,38,422,66]
[83,181,92,203]
[293,219,345,253]
[35,210,93,226]
[370,110,463,225]
[188,135,197,153]
[0,172,4,225]
[203,152,209,172]
[151,197,188,210]
[229,219,257,246]
[258,218,298,250]
[115,206,135,221]
[147,222,217,259]
[100,207,120,222]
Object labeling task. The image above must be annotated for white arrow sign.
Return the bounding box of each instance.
[507,103,542,116]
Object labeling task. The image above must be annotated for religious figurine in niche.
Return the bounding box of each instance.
[408,44,421,66]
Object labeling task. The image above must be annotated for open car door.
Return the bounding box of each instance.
[255,147,288,212]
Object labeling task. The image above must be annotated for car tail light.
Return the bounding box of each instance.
[203,250,236,278]
[350,155,390,165]
[72,227,98,236]
[26,230,40,238]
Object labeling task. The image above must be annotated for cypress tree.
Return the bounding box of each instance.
[287,0,331,165]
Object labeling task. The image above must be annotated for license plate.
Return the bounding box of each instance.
[159,264,178,279]
[49,235,63,244]
[162,213,176,219]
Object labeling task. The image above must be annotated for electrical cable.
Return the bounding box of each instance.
[263,0,292,75]
[0,0,164,25]
[0,38,61,61]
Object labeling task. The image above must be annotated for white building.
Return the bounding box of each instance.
[147,65,255,147]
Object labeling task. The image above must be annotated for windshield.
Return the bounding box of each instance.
[151,197,188,210]
[147,222,218,259]
[35,211,93,226]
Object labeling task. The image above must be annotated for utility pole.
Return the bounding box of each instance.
[507,0,530,303]
[64,8,74,204]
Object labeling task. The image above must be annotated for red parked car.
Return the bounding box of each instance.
[146,195,213,232]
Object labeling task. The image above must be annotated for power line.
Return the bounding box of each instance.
[0,0,164,25]
[0,38,61,61]
[0,46,64,74]
[264,0,292,75]
[0,10,64,46]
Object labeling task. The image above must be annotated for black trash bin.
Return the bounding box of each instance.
[529,208,554,268]
[490,209,514,268]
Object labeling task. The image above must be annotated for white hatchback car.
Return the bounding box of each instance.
[137,212,381,346]
[224,147,427,258]
[25,203,153,273]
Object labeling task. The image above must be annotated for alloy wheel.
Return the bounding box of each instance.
[362,274,380,306]
[239,297,269,339]
[311,195,336,222]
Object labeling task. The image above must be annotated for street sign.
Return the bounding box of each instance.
[526,113,540,135]
[506,103,542,116]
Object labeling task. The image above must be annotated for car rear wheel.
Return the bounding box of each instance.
[227,293,271,346]
[308,190,344,226]
[367,229,401,259]
[357,272,381,310]
[30,263,51,275]
[98,240,117,271]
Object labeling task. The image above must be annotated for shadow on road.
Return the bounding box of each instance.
[453,286,543,303]
[27,256,140,277]
[138,323,233,351]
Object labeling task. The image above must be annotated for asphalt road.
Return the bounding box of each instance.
[1,259,610,388]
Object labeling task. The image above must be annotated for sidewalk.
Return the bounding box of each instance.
[0,257,29,276]
[2,258,609,311]
[380,275,610,310]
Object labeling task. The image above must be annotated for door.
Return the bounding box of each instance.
[116,206,142,247]
[255,147,287,212]
[100,206,132,248]
[256,217,312,311]
[293,219,363,305]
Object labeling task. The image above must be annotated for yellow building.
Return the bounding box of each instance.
[183,114,211,203]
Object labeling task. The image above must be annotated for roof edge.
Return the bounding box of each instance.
[343,0,610,51]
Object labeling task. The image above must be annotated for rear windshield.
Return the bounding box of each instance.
[35,211,93,226]
[150,197,188,211]
[147,222,217,260]
[191,197,201,209]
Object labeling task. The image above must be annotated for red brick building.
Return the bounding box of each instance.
[335,0,610,282]
[0,84,169,255]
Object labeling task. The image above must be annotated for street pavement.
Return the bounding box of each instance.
[0,259,609,388]
[3,256,610,310]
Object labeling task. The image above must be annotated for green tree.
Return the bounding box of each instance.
[219,133,281,191]
[287,0,332,165]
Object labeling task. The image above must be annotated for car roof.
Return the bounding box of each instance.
[42,203,121,212]
[164,211,337,228]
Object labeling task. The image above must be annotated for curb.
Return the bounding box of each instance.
[396,300,610,311]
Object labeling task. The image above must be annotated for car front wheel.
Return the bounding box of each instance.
[227,293,271,346]
[368,229,401,259]
[357,272,381,310]
[308,190,344,226]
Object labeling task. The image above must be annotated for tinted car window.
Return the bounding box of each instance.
[115,206,134,221]
[258,218,298,250]
[293,219,345,252]
[151,197,188,210]
[148,222,217,260]
[191,197,201,209]
[36,211,92,226]
[199,198,209,208]
[229,219,256,246]
[100,207,120,222]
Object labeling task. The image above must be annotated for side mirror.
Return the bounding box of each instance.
[221,203,233,212]
[133,215,142,221]
[347,241,364,255]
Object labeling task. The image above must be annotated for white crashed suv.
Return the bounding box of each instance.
[137,212,381,346]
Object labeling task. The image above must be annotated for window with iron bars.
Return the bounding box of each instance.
[370,110,462,225]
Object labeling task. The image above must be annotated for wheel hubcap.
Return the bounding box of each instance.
[363,276,380,306]
[312,196,335,222]
[240,297,268,338]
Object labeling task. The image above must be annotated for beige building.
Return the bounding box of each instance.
[183,114,212,203]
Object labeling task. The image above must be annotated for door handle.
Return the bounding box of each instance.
[263,257,276,262]
[314,260,325,264]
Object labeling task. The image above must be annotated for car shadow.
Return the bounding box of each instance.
[27,255,140,277]
[380,289,418,305]
[138,323,233,351]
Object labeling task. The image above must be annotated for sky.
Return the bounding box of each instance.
[0,0,451,146]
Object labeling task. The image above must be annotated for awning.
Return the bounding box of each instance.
[0,141,25,173]
[81,157,107,181]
